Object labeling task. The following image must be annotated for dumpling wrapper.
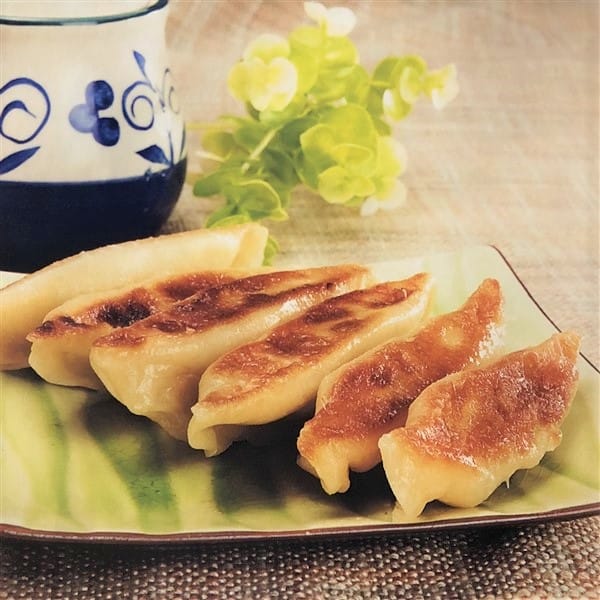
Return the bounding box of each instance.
[27,270,253,389]
[378,331,581,519]
[90,264,372,440]
[0,223,268,370]
[188,273,434,457]
[297,278,504,494]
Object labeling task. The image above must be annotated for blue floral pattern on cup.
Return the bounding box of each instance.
[122,50,185,166]
[0,50,184,175]
[0,77,51,175]
[69,81,120,146]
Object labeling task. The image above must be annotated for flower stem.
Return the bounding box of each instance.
[241,127,279,174]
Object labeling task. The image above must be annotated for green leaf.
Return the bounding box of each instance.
[399,65,424,104]
[309,64,369,105]
[289,43,320,93]
[322,36,358,68]
[299,123,338,171]
[267,177,293,209]
[294,150,321,189]
[310,67,354,103]
[263,236,280,265]
[300,105,379,189]
[367,86,385,119]
[207,213,252,228]
[376,137,404,178]
[258,96,306,126]
[201,129,237,159]
[390,55,428,86]
[234,120,270,152]
[289,25,325,50]
[317,165,375,204]
[382,87,412,121]
[345,64,371,105]
[320,104,378,150]
[371,55,428,122]
[193,166,240,197]
[230,180,289,221]
[372,115,392,136]
[373,56,402,87]
[278,116,318,151]
[331,143,374,172]
[262,148,299,187]
[368,137,404,199]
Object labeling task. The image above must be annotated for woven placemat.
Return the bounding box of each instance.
[1,516,598,599]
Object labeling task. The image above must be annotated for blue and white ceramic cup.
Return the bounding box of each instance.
[0,0,187,272]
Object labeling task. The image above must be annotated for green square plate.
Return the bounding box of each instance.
[1,246,598,543]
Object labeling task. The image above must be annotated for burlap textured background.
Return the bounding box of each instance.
[2,517,599,598]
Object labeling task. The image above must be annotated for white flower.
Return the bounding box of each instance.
[304,1,356,37]
[389,138,408,175]
[429,63,459,110]
[228,34,298,112]
[360,182,407,217]
[243,34,290,62]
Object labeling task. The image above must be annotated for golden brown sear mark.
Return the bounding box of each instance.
[210,274,430,381]
[403,331,580,462]
[28,271,235,340]
[94,266,370,348]
[33,315,89,335]
[266,331,331,357]
[157,272,233,301]
[29,289,157,338]
[96,298,153,328]
[297,278,504,470]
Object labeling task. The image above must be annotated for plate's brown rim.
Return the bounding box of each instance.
[489,245,599,374]
[1,244,598,546]
[1,503,599,546]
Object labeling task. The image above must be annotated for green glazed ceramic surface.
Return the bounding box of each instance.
[1,246,598,542]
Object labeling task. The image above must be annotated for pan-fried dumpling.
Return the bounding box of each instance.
[27,270,248,389]
[188,273,434,457]
[378,331,581,519]
[90,265,372,440]
[297,278,504,494]
[0,223,268,370]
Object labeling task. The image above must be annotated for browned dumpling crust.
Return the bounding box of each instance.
[27,271,240,389]
[188,273,434,456]
[90,264,372,440]
[378,331,581,519]
[0,223,268,370]
[297,278,504,494]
